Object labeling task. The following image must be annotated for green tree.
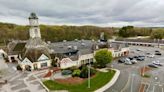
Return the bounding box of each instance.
[150,29,164,39]
[94,49,112,68]
[80,66,96,78]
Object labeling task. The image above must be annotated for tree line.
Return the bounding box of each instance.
[0,22,164,46]
[0,22,114,44]
[118,26,164,39]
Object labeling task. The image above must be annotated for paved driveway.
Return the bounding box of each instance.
[0,63,47,92]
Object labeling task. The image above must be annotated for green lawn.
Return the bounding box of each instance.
[43,70,115,92]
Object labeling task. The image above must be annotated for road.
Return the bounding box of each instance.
[105,46,164,92]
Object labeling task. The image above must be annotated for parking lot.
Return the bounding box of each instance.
[106,46,164,92]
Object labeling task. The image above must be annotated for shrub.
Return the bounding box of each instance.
[16,65,22,71]
[72,69,81,77]
[67,66,78,72]
[80,66,96,78]
[142,74,151,78]
[51,61,57,67]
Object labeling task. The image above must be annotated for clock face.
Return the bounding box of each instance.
[30,19,38,26]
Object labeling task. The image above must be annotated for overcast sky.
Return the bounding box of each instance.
[0,0,164,27]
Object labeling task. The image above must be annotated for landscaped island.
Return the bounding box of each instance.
[43,70,115,92]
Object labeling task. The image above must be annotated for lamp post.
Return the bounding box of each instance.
[111,64,113,73]
[88,59,91,88]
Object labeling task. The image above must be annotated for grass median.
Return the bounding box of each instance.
[43,70,115,92]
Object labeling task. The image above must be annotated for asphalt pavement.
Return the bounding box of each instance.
[105,46,164,92]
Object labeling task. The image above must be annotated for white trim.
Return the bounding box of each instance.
[38,54,49,61]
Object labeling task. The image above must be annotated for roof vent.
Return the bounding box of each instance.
[81,43,86,46]
[73,46,78,50]
[67,45,72,49]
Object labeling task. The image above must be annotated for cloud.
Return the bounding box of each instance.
[0,0,164,27]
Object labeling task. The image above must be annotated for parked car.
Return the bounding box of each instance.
[155,50,160,52]
[155,52,162,55]
[133,56,138,58]
[136,56,145,61]
[124,58,132,65]
[146,52,150,55]
[61,70,72,75]
[148,64,158,68]
[118,58,125,63]
[153,60,162,66]
[128,57,133,60]
[131,59,138,64]
[136,49,141,51]
[147,54,155,58]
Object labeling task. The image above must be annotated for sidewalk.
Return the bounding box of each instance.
[95,69,120,92]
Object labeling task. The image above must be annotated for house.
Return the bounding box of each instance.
[0,49,7,58]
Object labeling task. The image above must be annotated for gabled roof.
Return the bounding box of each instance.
[22,48,50,63]
[13,43,26,52]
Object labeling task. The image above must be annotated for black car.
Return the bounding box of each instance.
[146,52,150,55]
[128,57,133,60]
[155,50,160,52]
[155,52,162,55]
[136,57,144,61]
[133,56,138,58]
[148,64,158,68]
[118,58,125,63]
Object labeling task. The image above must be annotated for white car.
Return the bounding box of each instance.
[147,54,155,58]
[152,60,162,66]
[131,59,138,64]
[124,58,132,65]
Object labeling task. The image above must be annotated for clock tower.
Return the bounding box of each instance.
[29,12,41,38]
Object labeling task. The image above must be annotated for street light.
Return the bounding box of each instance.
[88,59,91,88]
[111,64,113,73]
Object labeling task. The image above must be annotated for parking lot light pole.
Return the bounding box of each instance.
[143,64,145,76]
[88,59,91,88]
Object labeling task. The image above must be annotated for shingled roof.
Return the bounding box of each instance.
[22,47,51,63]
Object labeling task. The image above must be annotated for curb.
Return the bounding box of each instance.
[94,69,120,92]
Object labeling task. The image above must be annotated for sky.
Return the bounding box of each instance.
[0,0,164,27]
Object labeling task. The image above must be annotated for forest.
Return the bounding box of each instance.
[0,22,164,45]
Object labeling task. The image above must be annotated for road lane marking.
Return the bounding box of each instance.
[120,73,131,92]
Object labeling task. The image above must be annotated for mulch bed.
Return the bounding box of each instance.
[55,77,85,85]
[139,84,145,92]
[140,66,151,75]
